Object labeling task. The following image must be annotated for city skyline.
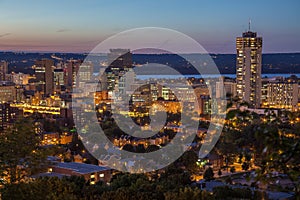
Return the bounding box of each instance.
[0,0,300,53]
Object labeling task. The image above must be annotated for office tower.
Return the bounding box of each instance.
[77,62,93,87]
[106,49,133,91]
[117,68,136,97]
[65,60,81,88]
[198,95,211,115]
[0,61,8,81]
[35,59,54,95]
[54,69,64,92]
[54,69,64,86]
[236,23,262,108]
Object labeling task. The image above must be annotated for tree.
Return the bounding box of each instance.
[213,186,253,199]
[218,169,222,177]
[230,166,235,173]
[178,151,200,174]
[164,187,201,200]
[254,120,300,196]
[203,167,214,181]
[1,176,85,200]
[0,118,50,185]
[242,162,249,171]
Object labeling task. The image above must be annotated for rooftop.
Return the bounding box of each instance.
[32,172,69,179]
[54,162,110,174]
[242,31,257,38]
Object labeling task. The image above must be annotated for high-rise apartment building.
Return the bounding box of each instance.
[236,25,262,108]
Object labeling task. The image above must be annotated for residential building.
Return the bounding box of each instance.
[236,25,262,108]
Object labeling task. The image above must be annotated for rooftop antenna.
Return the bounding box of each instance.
[248,18,251,31]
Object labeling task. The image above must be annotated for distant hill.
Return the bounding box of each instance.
[0,52,300,75]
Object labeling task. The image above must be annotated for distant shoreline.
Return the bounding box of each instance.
[1,52,300,75]
[136,73,300,80]
[1,51,300,55]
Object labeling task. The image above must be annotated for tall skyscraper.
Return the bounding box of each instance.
[35,59,54,95]
[106,49,133,91]
[65,60,81,88]
[236,23,262,108]
[0,61,8,81]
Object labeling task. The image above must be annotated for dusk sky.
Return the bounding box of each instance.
[0,0,299,53]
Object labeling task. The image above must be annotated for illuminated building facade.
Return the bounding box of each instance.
[0,82,23,102]
[77,62,93,87]
[236,28,262,108]
[0,103,21,131]
[0,61,8,81]
[106,49,133,92]
[216,76,237,98]
[260,76,299,111]
[11,72,31,85]
[47,162,112,184]
[35,59,54,95]
[65,60,81,88]
[198,95,211,115]
[117,68,135,97]
[266,81,298,111]
[53,69,64,87]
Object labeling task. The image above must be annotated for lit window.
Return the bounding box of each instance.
[99,173,104,178]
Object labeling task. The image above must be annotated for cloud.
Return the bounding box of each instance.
[0,33,11,38]
[56,29,71,33]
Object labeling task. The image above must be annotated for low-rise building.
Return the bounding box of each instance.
[47,162,112,184]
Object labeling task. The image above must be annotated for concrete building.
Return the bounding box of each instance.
[35,59,54,95]
[261,77,298,111]
[11,72,31,85]
[54,69,64,86]
[0,61,8,81]
[106,49,133,92]
[216,76,237,98]
[0,103,22,131]
[198,95,211,115]
[65,60,81,88]
[0,81,23,102]
[267,81,298,111]
[77,62,93,87]
[47,162,112,184]
[117,68,136,98]
[236,25,262,108]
